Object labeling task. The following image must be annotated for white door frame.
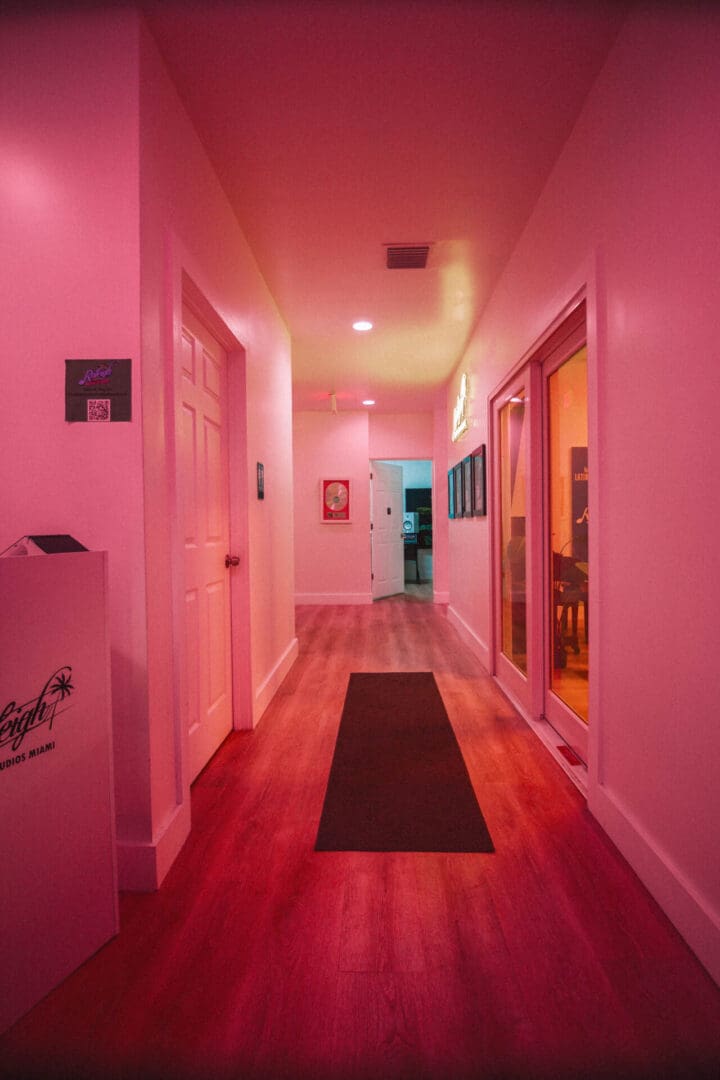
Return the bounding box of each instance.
[488,290,596,783]
[167,266,253,798]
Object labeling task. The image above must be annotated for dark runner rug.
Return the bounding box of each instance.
[315,672,494,852]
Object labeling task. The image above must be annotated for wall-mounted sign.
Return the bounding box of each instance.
[451,372,469,442]
[321,479,351,522]
[65,358,131,422]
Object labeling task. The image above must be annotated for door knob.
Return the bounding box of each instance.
[225,554,240,568]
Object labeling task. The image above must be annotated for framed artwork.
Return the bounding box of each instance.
[471,444,486,516]
[462,455,473,518]
[321,479,351,522]
[448,468,455,519]
[453,462,463,517]
[257,462,265,500]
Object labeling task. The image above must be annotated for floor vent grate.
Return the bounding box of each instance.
[557,744,583,766]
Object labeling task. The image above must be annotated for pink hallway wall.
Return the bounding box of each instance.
[367,412,433,459]
[444,6,720,982]
[293,411,436,603]
[134,18,297,887]
[1,8,297,893]
[293,412,371,603]
[1,10,147,863]
[446,380,488,635]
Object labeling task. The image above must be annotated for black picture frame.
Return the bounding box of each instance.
[471,445,486,516]
[447,468,455,519]
[257,462,265,499]
[65,358,132,422]
[453,462,463,517]
[462,455,473,518]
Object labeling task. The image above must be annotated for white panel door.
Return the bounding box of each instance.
[371,461,404,600]
[180,306,233,781]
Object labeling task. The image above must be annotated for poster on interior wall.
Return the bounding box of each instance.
[472,445,486,517]
[571,446,588,562]
[447,469,455,519]
[65,359,131,422]
[321,479,351,522]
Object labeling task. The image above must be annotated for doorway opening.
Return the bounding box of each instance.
[371,459,433,601]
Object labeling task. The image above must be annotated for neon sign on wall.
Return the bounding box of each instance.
[451,372,470,442]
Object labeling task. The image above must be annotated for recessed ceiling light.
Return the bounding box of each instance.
[362,399,375,406]
[352,320,373,332]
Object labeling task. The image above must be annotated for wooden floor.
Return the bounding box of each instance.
[2,597,719,1080]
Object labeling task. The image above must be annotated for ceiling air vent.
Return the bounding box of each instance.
[385,244,430,270]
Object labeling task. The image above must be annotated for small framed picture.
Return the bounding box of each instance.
[471,445,486,516]
[462,455,473,518]
[321,479,351,522]
[453,462,463,517]
[448,468,456,519]
[257,462,265,500]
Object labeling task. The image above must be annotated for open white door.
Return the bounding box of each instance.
[371,461,404,599]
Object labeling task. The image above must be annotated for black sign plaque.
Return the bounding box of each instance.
[65,358,132,422]
[571,445,588,562]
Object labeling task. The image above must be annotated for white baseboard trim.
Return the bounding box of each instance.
[590,784,720,988]
[447,605,490,670]
[117,638,300,891]
[295,592,373,605]
[492,674,718,984]
[253,636,299,725]
[116,798,191,891]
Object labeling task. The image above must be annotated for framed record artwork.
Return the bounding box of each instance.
[321,479,351,522]
[462,455,473,518]
[471,445,486,516]
[453,462,463,517]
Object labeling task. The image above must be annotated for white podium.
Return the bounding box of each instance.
[0,551,118,1033]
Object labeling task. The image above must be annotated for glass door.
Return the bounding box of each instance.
[544,343,589,762]
[491,299,590,771]
[500,390,528,672]
[493,367,541,718]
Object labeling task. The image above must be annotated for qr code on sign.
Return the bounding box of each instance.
[87,399,111,422]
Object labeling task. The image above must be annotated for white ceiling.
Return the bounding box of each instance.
[142,0,627,413]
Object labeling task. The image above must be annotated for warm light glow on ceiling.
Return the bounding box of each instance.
[352,320,373,332]
[451,372,470,442]
[362,399,375,406]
